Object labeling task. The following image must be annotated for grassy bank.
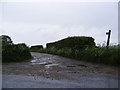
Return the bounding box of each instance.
[31,46,119,66]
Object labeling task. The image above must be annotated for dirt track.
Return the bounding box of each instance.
[2,52,118,88]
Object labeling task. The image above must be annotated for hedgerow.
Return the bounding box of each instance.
[46,36,95,50]
[1,35,32,63]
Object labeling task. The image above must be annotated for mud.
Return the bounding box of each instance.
[2,52,118,88]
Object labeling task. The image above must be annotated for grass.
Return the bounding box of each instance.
[31,45,119,66]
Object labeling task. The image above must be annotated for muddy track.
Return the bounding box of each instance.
[2,52,118,88]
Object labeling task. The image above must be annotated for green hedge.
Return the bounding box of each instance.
[2,43,32,62]
[46,36,95,50]
[30,45,43,51]
[1,35,32,63]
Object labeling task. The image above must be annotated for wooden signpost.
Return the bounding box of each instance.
[106,30,111,49]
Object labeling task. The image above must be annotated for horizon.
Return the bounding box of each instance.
[0,34,118,48]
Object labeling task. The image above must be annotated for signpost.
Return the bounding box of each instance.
[106,30,111,49]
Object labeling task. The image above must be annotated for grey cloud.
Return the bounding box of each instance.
[0,2,118,46]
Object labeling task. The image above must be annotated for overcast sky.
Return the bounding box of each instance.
[0,0,118,47]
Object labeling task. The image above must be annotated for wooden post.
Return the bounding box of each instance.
[106,30,111,49]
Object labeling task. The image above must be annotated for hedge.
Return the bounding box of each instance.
[46,36,95,50]
[30,45,43,51]
[1,35,32,63]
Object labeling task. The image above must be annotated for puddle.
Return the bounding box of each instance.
[45,64,59,68]
[31,63,36,65]
[31,59,38,63]
[37,62,47,65]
